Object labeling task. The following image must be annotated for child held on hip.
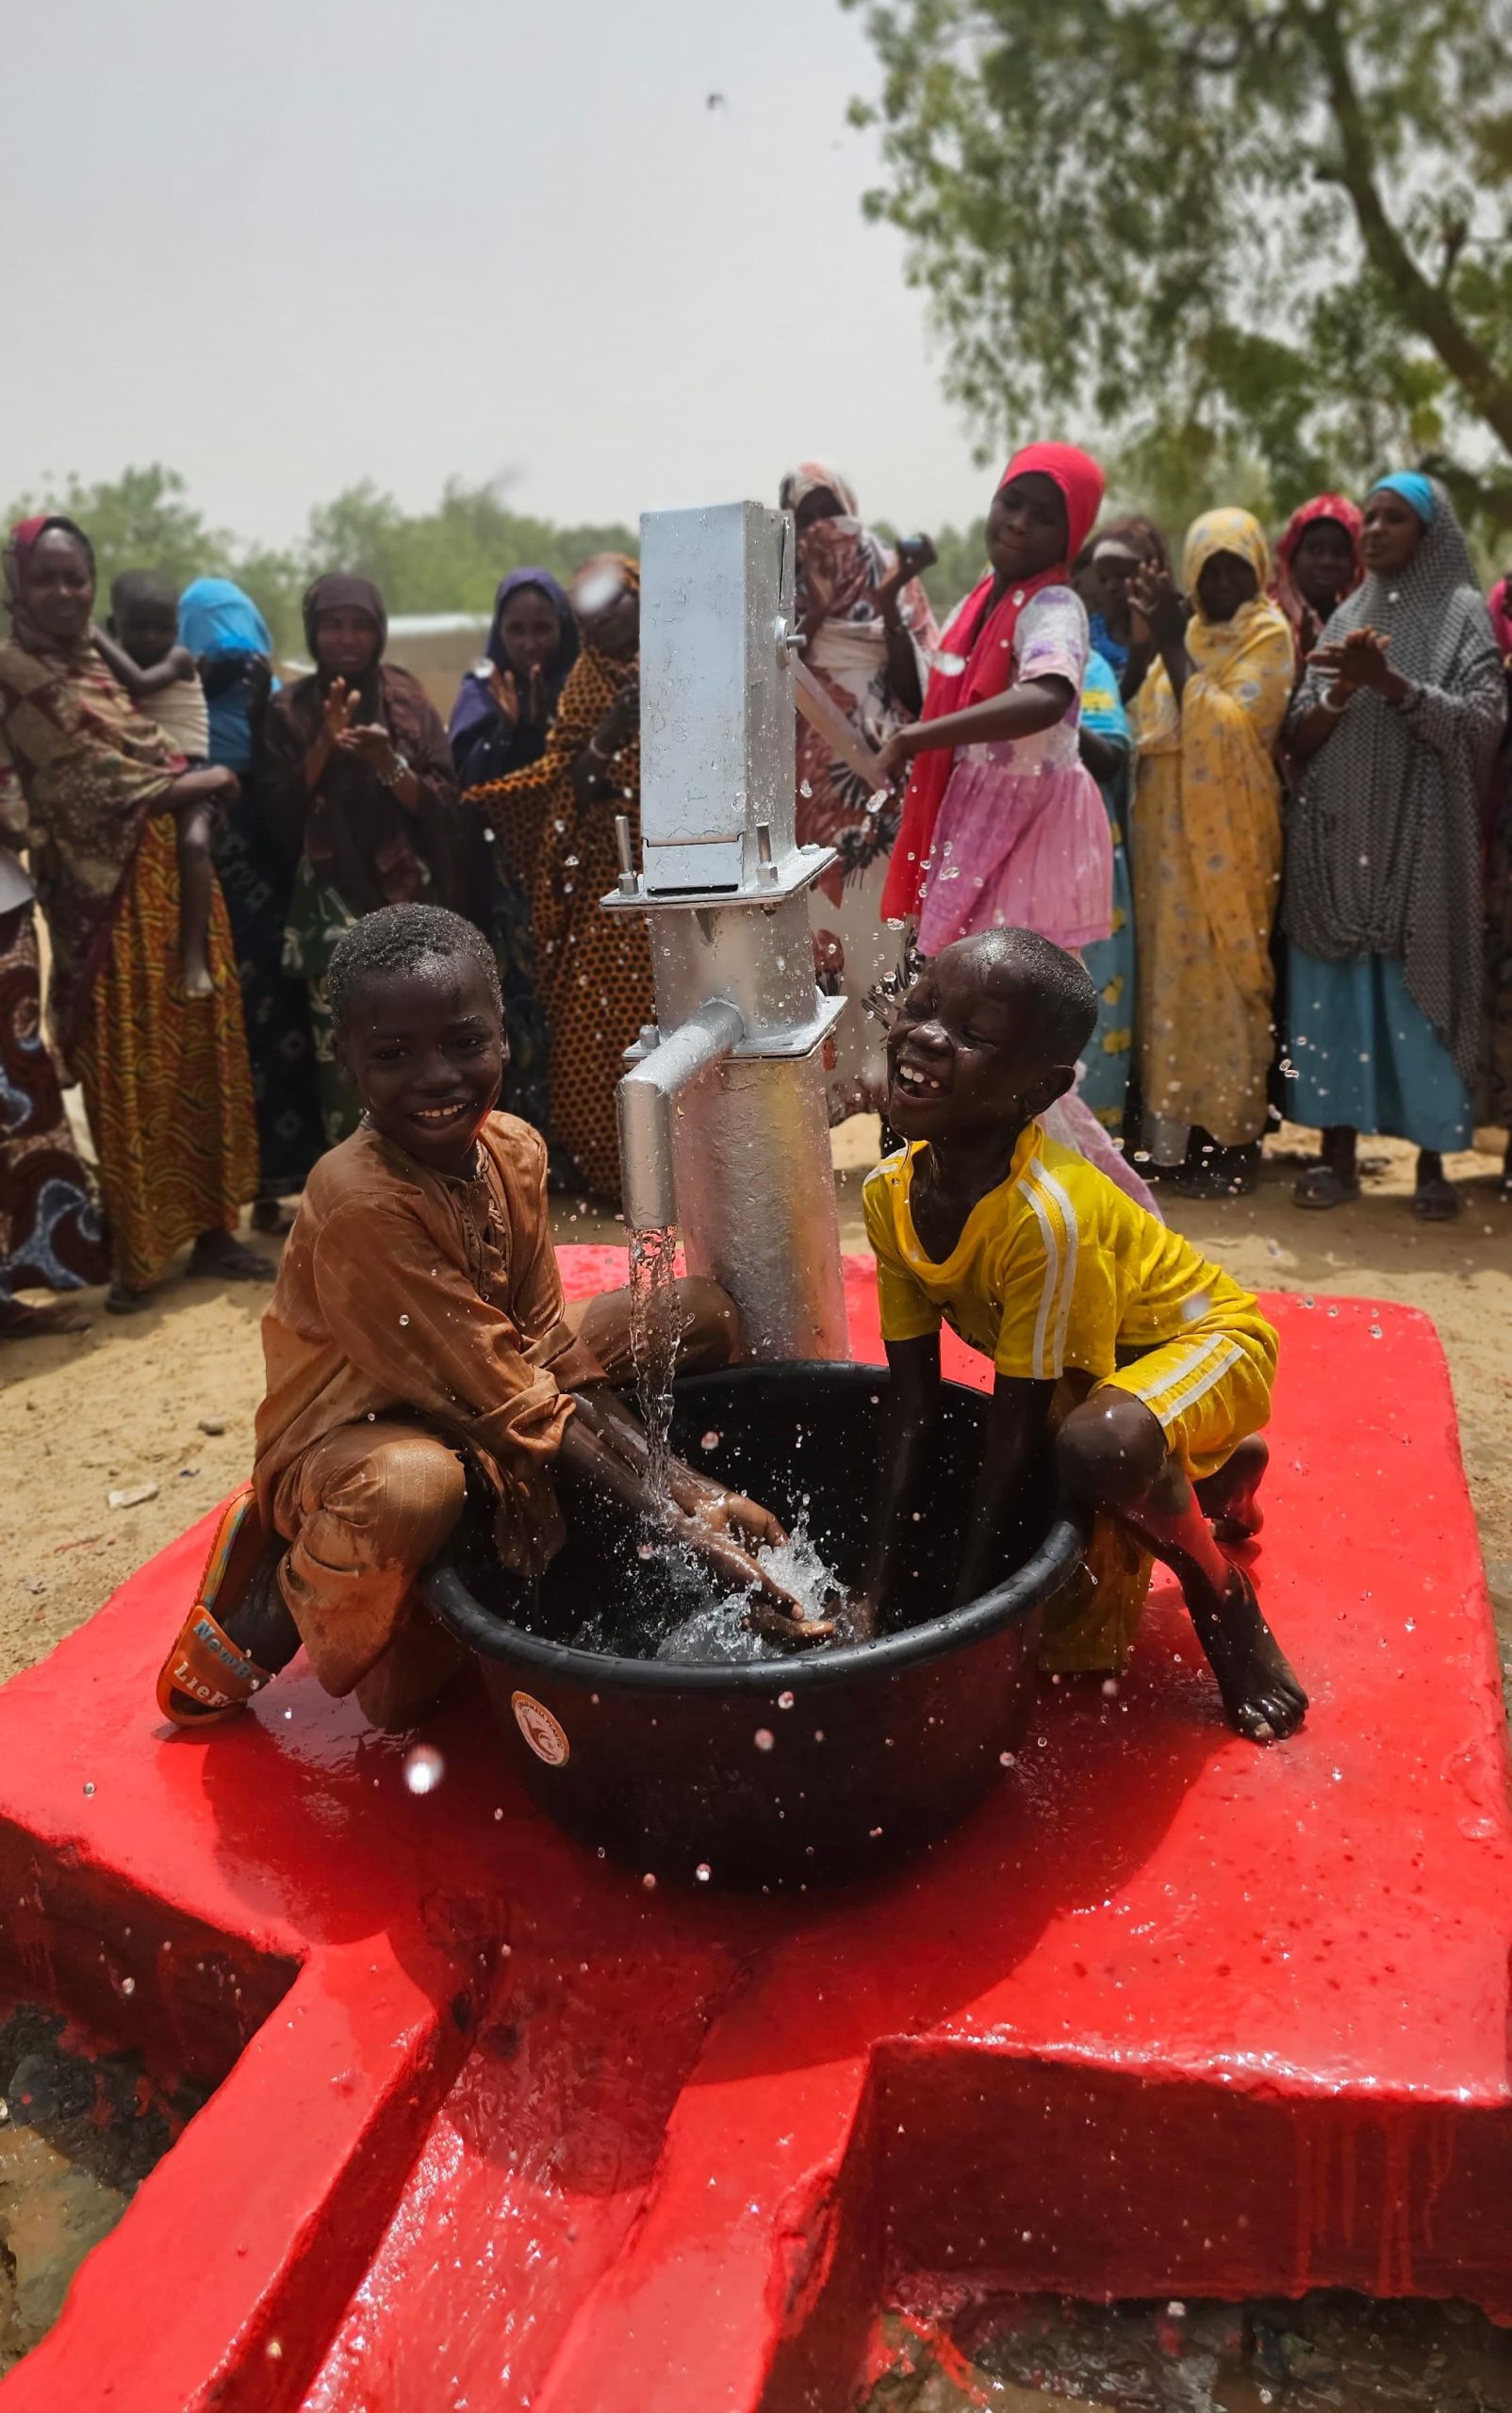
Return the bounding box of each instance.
[95,569,217,997]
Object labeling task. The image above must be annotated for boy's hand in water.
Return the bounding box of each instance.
[669,1465,786,1552]
[664,1510,800,1613]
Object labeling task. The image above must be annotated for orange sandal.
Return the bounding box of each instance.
[156,1486,275,1726]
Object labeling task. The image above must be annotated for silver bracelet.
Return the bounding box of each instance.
[378,751,411,790]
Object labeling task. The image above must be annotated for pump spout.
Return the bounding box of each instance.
[616,997,747,1231]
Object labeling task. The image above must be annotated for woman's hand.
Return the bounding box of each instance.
[1131,566,1189,649]
[1309,626,1393,695]
[321,678,359,746]
[337,722,400,774]
[488,663,549,729]
[894,533,939,583]
[597,680,639,753]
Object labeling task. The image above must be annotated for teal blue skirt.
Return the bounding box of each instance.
[1077,779,1136,1132]
[1287,946,1471,1151]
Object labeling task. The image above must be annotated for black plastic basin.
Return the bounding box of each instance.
[421,1364,1087,1885]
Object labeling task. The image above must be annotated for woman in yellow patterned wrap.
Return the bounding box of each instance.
[1130,509,1294,1196]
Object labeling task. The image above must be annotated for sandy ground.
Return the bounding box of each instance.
[2,1120,1509,1690]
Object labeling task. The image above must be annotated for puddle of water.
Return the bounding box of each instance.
[0,2001,208,2374]
[866,2292,1512,2413]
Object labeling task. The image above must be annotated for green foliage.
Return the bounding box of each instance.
[845,0,1512,535]
[303,479,637,621]
[2,468,637,655]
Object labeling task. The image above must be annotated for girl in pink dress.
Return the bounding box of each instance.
[879,443,1111,956]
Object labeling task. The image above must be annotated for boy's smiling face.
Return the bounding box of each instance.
[884,942,1072,1146]
[337,958,506,1174]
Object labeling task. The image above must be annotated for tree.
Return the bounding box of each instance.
[2,468,639,655]
[304,478,639,618]
[845,0,1512,528]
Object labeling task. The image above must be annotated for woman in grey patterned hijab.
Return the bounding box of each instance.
[1282,474,1504,1220]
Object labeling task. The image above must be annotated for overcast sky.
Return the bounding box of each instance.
[0,0,996,550]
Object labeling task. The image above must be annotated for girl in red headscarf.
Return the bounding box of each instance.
[877,444,1111,956]
[1269,494,1363,672]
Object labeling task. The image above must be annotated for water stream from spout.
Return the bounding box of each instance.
[627,1223,682,1508]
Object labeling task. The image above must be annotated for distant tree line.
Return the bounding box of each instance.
[5,465,1015,654]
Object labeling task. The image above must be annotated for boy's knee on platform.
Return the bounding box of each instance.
[302,1428,468,1565]
[1057,1392,1169,1512]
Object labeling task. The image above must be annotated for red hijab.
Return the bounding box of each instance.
[1269,493,1363,665]
[880,441,1104,924]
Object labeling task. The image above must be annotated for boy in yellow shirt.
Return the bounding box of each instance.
[860,927,1306,1744]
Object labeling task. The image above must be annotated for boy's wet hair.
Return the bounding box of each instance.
[958,927,1099,1065]
[327,903,503,1034]
[110,566,179,615]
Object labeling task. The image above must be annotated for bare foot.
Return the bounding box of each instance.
[1189,1567,1307,1743]
[187,1230,275,1285]
[1195,1435,1268,1541]
[181,960,215,999]
[0,1294,92,1339]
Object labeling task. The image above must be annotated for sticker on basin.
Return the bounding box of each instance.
[511,1692,570,1766]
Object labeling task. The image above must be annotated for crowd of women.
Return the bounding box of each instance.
[0,451,1509,1338]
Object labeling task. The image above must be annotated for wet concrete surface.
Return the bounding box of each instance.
[0,2002,206,2374]
[866,2291,1512,2412]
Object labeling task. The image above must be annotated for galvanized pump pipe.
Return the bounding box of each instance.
[605,501,850,1363]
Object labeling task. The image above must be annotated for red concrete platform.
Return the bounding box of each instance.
[2,1255,1510,2412]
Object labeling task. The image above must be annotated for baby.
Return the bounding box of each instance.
[858,926,1306,1743]
[95,570,216,997]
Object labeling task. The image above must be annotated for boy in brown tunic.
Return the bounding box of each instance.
[156,904,799,1731]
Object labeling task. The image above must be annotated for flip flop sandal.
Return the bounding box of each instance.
[1292,1165,1359,1209]
[156,1486,275,1726]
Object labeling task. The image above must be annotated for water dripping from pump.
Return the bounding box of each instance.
[627,1223,681,1508]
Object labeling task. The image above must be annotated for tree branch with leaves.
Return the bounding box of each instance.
[845,0,1512,527]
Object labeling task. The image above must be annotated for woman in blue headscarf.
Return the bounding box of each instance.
[454,569,580,1133]
[179,577,324,1223]
[450,569,579,785]
[1076,646,1138,1134]
[1283,473,1504,1219]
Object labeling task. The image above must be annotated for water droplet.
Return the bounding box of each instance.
[82,1781,95,1797]
[778,1690,795,1710]
[399,1313,409,1326]
[642,1871,657,1890]
[754,1728,775,1751]
[999,1750,1016,1766]
[695,1863,712,1882]
[700,1431,720,1452]
[403,1745,445,1795]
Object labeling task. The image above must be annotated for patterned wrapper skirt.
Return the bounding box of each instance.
[71,818,258,1290]
[1,899,110,1293]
